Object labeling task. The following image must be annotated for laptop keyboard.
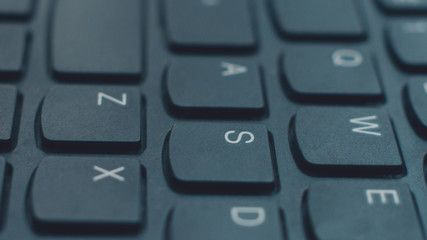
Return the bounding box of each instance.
[0,0,426,239]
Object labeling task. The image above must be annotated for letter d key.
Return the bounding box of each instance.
[169,201,283,240]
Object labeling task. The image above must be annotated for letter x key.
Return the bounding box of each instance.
[93,165,125,182]
[31,157,142,230]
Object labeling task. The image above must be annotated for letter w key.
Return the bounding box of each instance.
[350,115,382,136]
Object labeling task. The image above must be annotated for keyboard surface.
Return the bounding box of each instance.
[0,0,427,239]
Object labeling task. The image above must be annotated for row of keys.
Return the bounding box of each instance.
[0,76,425,159]
[0,84,422,177]
[2,0,421,83]
[166,107,403,192]
[170,183,424,240]
[168,50,383,111]
[49,0,369,79]
[48,0,427,80]
[0,155,412,239]
[37,87,400,180]
[7,158,418,240]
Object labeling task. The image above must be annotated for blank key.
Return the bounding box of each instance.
[388,20,427,68]
[164,0,256,52]
[0,0,34,19]
[0,25,29,78]
[272,0,365,39]
[51,0,143,81]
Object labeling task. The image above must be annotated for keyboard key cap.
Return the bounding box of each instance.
[166,58,265,118]
[282,47,382,103]
[406,77,427,135]
[166,123,275,193]
[0,25,28,78]
[292,107,403,176]
[168,200,283,240]
[51,0,142,80]
[40,86,141,153]
[0,86,18,150]
[0,157,8,223]
[306,182,424,240]
[164,0,256,52]
[0,0,34,19]
[271,0,365,39]
[31,157,142,233]
[378,0,427,13]
[388,20,427,68]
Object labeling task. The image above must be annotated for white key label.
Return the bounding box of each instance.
[332,49,363,68]
[93,165,125,182]
[350,115,382,136]
[97,92,127,106]
[225,130,255,144]
[366,189,400,205]
[392,0,423,4]
[403,21,427,33]
[221,62,248,77]
[202,0,220,6]
[231,207,266,227]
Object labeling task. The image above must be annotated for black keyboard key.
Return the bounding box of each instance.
[31,157,142,233]
[166,58,265,118]
[166,123,275,193]
[406,77,427,135]
[282,46,382,103]
[0,25,28,78]
[168,200,283,240]
[0,86,18,150]
[51,0,142,80]
[306,182,424,240]
[271,0,365,39]
[388,20,427,68]
[0,157,7,223]
[292,107,403,176]
[164,0,256,52]
[0,0,33,19]
[40,86,141,153]
[378,0,427,13]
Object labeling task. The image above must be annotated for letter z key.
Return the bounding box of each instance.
[40,86,142,153]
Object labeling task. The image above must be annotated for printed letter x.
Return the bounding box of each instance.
[93,165,125,182]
